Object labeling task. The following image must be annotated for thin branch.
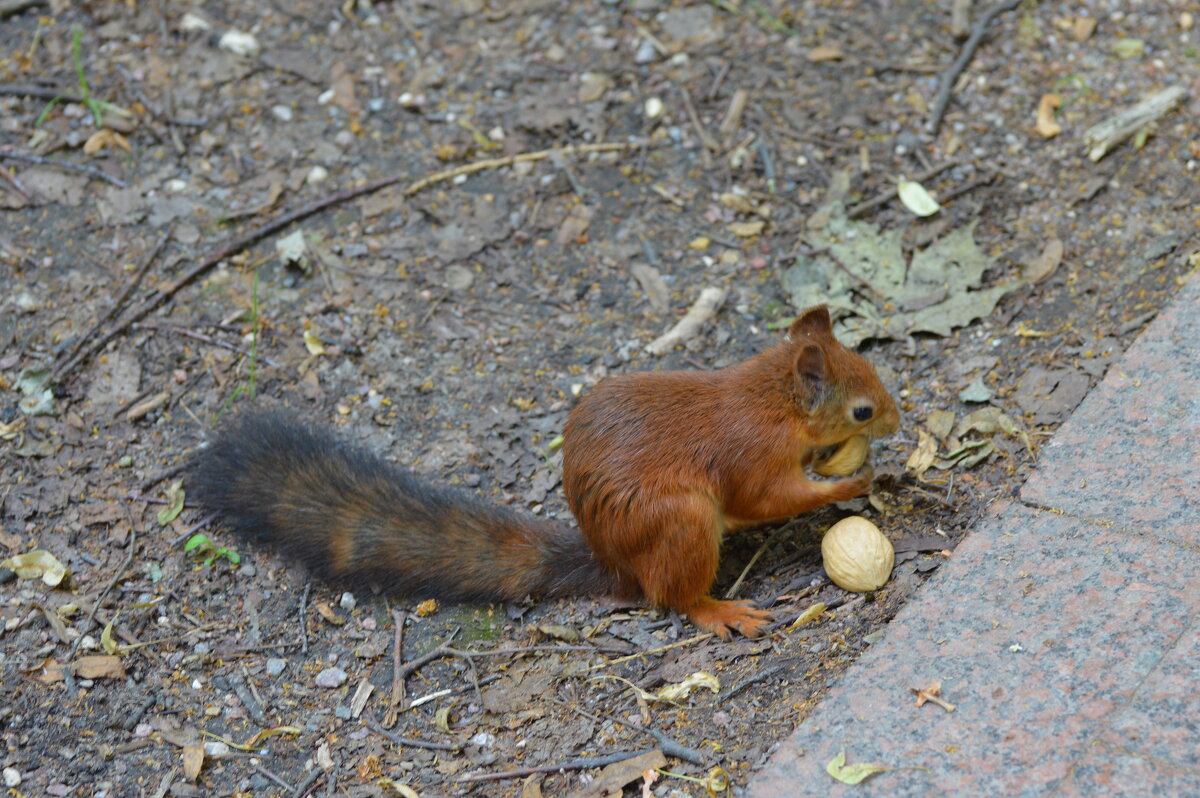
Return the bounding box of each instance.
[364,717,459,752]
[926,0,1023,135]
[383,609,408,728]
[0,150,127,187]
[564,702,706,765]
[55,231,170,375]
[132,321,283,368]
[459,749,661,784]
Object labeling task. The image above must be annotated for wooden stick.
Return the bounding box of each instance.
[926,0,1022,135]
[590,633,714,670]
[383,609,407,727]
[0,150,127,187]
[458,749,661,783]
[1082,86,1187,162]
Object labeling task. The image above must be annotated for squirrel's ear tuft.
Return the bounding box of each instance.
[788,306,833,338]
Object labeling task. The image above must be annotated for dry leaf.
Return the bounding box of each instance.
[521,774,544,798]
[314,601,346,625]
[182,744,205,782]
[785,602,827,632]
[656,671,719,701]
[806,45,844,62]
[75,655,127,680]
[905,428,938,476]
[83,129,132,155]
[377,779,419,797]
[575,750,667,798]
[1,550,68,586]
[415,598,438,617]
[1027,237,1064,283]
[303,329,326,356]
[896,179,940,217]
[1035,93,1062,138]
[1072,16,1097,41]
[825,749,889,785]
[718,192,755,214]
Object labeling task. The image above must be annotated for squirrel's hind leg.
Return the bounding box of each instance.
[619,494,771,639]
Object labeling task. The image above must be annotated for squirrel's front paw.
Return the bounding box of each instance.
[842,464,875,496]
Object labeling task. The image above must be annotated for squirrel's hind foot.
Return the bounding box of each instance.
[683,597,771,639]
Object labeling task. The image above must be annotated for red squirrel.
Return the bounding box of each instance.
[192,305,899,638]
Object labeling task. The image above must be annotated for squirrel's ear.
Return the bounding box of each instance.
[793,343,826,384]
[788,306,833,338]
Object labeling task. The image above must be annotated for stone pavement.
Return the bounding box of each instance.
[749,273,1200,797]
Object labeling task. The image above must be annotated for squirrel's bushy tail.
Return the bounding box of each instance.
[189,413,617,601]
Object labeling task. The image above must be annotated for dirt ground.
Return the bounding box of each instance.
[1,1,1197,796]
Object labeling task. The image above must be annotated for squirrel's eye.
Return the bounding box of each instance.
[853,406,873,422]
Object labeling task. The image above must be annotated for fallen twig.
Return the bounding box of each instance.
[927,0,1023,135]
[132,321,283,368]
[288,765,323,798]
[591,633,713,670]
[404,141,638,196]
[723,663,787,700]
[365,716,460,752]
[0,83,81,102]
[458,749,661,784]
[0,0,45,20]
[725,522,796,600]
[1082,85,1188,162]
[254,764,293,792]
[64,529,138,696]
[0,150,127,187]
[383,609,408,727]
[0,162,32,201]
[645,286,727,356]
[299,583,311,655]
[55,231,170,378]
[564,702,706,765]
[936,171,997,204]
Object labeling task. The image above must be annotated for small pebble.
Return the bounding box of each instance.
[339,592,357,612]
[315,667,348,688]
[271,105,294,122]
[470,732,496,748]
[266,658,287,677]
[3,768,20,788]
[634,38,658,63]
[204,741,230,757]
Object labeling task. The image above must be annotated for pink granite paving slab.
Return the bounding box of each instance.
[1098,615,1200,769]
[747,501,1200,798]
[1055,746,1200,797]
[1021,275,1200,547]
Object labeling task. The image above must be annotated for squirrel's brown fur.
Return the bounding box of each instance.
[191,306,899,638]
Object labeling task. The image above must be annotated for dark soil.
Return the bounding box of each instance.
[1,1,1196,796]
